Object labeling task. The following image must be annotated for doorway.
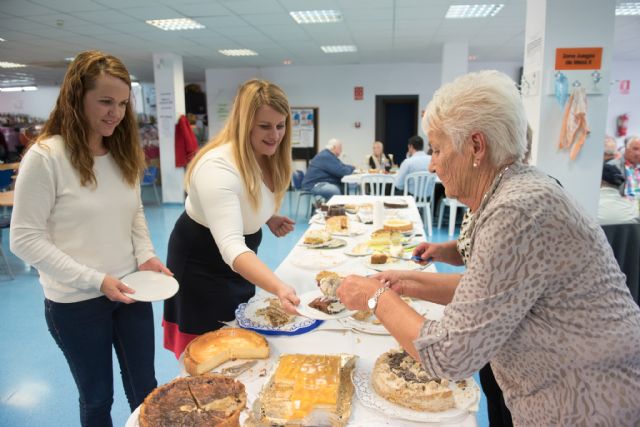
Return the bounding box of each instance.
[375,95,419,166]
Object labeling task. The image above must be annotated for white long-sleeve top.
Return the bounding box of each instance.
[185,143,275,269]
[10,136,156,303]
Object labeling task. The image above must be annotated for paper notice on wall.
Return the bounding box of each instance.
[524,35,543,70]
[216,103,229,121]
[300,128,314,148]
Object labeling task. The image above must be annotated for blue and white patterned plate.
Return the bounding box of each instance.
[235,296,322,336]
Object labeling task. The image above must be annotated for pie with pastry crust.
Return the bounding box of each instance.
[372,349,455,412]
[139,374,246,427]
[184,328,269,376]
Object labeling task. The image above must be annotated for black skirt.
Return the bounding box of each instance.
[163,211,261,357]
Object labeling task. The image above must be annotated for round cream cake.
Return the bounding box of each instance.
[372,349,455,412]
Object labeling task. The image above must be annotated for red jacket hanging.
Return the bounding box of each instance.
[175,115,199,167]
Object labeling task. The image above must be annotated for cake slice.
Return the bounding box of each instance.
[383,218,413,232]
[304,229,331,245]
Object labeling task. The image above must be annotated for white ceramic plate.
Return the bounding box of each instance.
[351,362,480,423]
[125,406,140,427]
[301,238,347,249]
[329,222,367,237]
[362,258,424,272]
[288,248,347,270]
[309,213,326,225]
[178,344,277,381]
[339,299,431,335]
[344,243,373,257]
[121,271,179,302]
[235,296,322,335]
[296,289,357,320]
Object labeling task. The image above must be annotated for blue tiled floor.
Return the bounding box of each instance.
[0,191,488,427]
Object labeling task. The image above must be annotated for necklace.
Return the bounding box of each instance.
[466,163,514,254]
[479,164,511,209]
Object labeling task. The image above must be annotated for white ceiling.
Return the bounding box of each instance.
[0,0,638,88]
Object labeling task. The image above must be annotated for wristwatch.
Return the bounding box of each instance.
[367,284,391,313]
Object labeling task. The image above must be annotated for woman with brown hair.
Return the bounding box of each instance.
[163,79,299,358]
[10,50,170,427]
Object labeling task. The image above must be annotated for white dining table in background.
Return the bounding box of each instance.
[341,175,463,237]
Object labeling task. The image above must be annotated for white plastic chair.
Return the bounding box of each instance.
[404,171,436,236]
[437,198,468,237]
[359,174,395,196]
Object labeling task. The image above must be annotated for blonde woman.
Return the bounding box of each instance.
[367,140,393,171]
[163,79,299,358]
[10,51,170,426]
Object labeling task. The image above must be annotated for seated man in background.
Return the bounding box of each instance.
[302,138,355,201]
[598,163,639,225]
[603,135,620,163]
[393,135,431,195]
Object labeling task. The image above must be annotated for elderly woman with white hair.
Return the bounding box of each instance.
[366,140,394,171]
[337,70,640,425]
[301,137,355,201]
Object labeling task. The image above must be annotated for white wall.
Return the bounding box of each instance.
[606,60,640,146]
[205,61,521,169]
[0,84,154,119]
[0,86,60,120]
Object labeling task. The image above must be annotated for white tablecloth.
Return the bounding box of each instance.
[128,195,478,427]
[264,195,478,426]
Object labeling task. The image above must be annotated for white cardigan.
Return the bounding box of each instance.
[10,136,156,303]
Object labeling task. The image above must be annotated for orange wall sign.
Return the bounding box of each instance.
[555,47,602,70]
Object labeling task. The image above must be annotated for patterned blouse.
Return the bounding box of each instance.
[414,163,640,425]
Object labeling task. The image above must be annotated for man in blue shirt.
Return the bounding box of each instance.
[394,135,431,194]
[302,138,355,200]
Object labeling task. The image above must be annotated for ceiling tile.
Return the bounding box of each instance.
[221,0,286,15]
[72,10,139,24]
[0,0,57,16]
[121,6,186,20]
[28,0,107,13]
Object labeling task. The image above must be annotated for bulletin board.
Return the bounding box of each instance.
[291,107,318,164]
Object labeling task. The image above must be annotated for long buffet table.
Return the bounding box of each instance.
[258,195,478,426]
[127,195,478,427]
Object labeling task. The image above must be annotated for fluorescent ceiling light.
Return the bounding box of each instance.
[65,57,75,62]
[616,2,640,15]
[0,38,6,42]
[131,82,141,87]
[321,45,357,53]
[218,49,258,57]
[145,18,205,31]
[0,86,37,92]
[446,4,504,18]
[0,61,27,68]
[290,10,342,24]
